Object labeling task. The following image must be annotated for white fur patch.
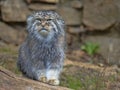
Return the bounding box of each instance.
[46,69,59,80]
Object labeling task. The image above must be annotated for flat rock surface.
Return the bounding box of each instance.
[1,0,30,22]
[26,0,58,3]
[29,3,57,10]
[0,22,18,44]
[0,66,71,90]
[70,0,83,9]
[57,7,82,25]
[83,0,118,30]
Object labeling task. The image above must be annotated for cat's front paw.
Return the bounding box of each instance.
[47,79,60,85]
[39,76,47,83]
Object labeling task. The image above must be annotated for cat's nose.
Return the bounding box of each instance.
[41,21,46,27]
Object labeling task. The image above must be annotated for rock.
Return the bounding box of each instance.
[83,32,120,66]
[26,0,58,3]
[68,27,81,34]
[25,0,31,3]
[57,7,82,25]
[83,0,118,30]
[0,0,5,11]
[0,66,71,90]
[68,26,86,34]
[1,0,30,22]
[38,0,59,3]
[0,22,25,45]
[113,0,120,22]
[29,3,57,10]
[0,1,1,7]
[70,0,83,9]
[0,41,7,47]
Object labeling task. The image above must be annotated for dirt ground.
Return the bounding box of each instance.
[0,44,120,90]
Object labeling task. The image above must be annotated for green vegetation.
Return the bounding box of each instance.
[0,46,18,55]
[60,65,120,90]
[60,73,106,90]
[60,75,82,90]
[0,56,21,75]
[60,65,107,90]
[81,42,100,55]
[0,46,21,75]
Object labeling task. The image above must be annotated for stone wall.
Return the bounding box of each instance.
[0,0,120,65]
[0,0,120,44]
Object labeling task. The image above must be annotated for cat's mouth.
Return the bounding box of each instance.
[38,27,47,31]
[38,28,49,37]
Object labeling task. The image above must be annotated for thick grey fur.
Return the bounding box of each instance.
[17,10,66,82]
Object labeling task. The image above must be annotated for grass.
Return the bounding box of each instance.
[0,45,21,75]
[81,42,100,55]
[60,65,118,90]
[0,46,18,55]
[60,73,106,90]
[61,64,120,90]
[0,55,21,75]
[60,73,82,90]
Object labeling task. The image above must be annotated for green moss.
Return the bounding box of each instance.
[0,47,18,55]
[60,75,82,90]
[60,66,107,90]
[13,67,22,75]
[0,59,21,75]
[0,46,21,75]
[81,75,106,90]
[109,75,117,82]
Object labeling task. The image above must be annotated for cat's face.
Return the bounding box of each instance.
[33,17,54,37]
[27,11,65,39]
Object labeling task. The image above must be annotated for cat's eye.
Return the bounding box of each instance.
[47,19,52,21]
[36,23,40,26]
[36,18,42,22]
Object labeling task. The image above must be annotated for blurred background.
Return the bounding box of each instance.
[0,0,120,90]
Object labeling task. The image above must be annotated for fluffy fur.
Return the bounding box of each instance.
[17,10,66,85]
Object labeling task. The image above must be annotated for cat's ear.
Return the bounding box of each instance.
[57,19,65,29]
[26,15,34,32]
[54,11,65,28]
[58,19,65,25]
